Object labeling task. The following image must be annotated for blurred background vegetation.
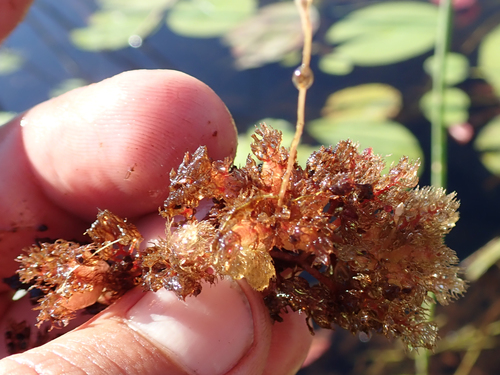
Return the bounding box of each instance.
[2,0,500,373]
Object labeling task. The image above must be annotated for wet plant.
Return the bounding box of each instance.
[13,0,465,354]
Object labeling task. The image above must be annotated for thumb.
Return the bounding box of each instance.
[1,217,312,375]
[0,279,291,375]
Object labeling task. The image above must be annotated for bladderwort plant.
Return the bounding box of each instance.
[13,0,465,358]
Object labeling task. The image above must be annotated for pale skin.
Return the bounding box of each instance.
[0,4,313,374]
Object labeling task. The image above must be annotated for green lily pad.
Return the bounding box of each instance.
[279,50,302,68]
[478,23,500,97]
[0,49,23,75]
[474,115,500,176]
[420,87,470,127]
[325,2,438,66]
[71,9,165,51]
[49,78,88,98]
[223,2,318,69]
[0,112,16,126]
[167,0,256,38]
[234,118,317,168]
[318,52,353,76]
[308,119,423,171]
[98,0,176,11]
[423,53,470,86]
[321,84,402,122]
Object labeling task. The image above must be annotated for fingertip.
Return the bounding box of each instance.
[264,310,313,375]
[21,70,237,219]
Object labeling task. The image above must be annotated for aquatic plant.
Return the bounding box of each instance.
[15,0,465,354]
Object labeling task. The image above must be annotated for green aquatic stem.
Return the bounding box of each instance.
[417,0,454,374]
[430,0,453,189]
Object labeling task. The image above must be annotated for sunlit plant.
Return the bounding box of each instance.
[13,0,466,356]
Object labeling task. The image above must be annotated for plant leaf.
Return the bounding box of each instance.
[424,52,470,86]
[462,237,500,282]
[308,119,423,171]
[0,112,16,126]
[321,84,402,122]
[98,0,176,12]
[478,23,500,97]
[71,7,168,51]
[167,0,257,38]
[325,2,438,66]
[420,87,470,127]
[223,2,319,70]
[49,79,88,98]
[474,115,500,175]
[0,49,23,75]
[318,52,353,76]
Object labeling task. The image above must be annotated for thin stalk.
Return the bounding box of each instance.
[416,0,453,374]
[278,0,314,206]
[430,0,453,189]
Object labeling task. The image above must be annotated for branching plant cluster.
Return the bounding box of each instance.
[17,124,465,349]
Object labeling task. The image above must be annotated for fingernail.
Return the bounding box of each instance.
[126,279,254,375]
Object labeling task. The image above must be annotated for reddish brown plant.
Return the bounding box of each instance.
[13,0,465,352]
[16,124,465,349]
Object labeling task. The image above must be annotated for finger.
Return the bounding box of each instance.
[0,69,237,289]
[0,214,312,374]
[0,278,310,375]
[21,69,237,219]
[0,120,89,291]
[0,0,33,43]
[264,310,313,374]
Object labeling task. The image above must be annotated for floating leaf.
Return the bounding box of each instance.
[424,52,470,86]
[478,23,500,97]
[318,52,353,76]
[325,2,438,66]
[321,84,402,121]
[223,2,319,69]
[0,112,16,126]
[49,79,88,98]
[234,118,316,167]
[0,49,23,75]
[474,115,500,175]
[98,0,176,12]
[279,50,302,68]
[308,119,423,171]
[420,87,470,127]
[71,6,168,51]
[167,0,257,38]
[308,84,420,168]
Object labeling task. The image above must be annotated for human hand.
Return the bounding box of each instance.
[0,69,312,374]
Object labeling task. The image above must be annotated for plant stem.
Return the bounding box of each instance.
[416,1,453,374]
[430,0,453,189]
[278,0,314,206]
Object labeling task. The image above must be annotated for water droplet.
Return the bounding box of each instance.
[128,35,143,48]
[359,331,372,342]
[292,64,314,90]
